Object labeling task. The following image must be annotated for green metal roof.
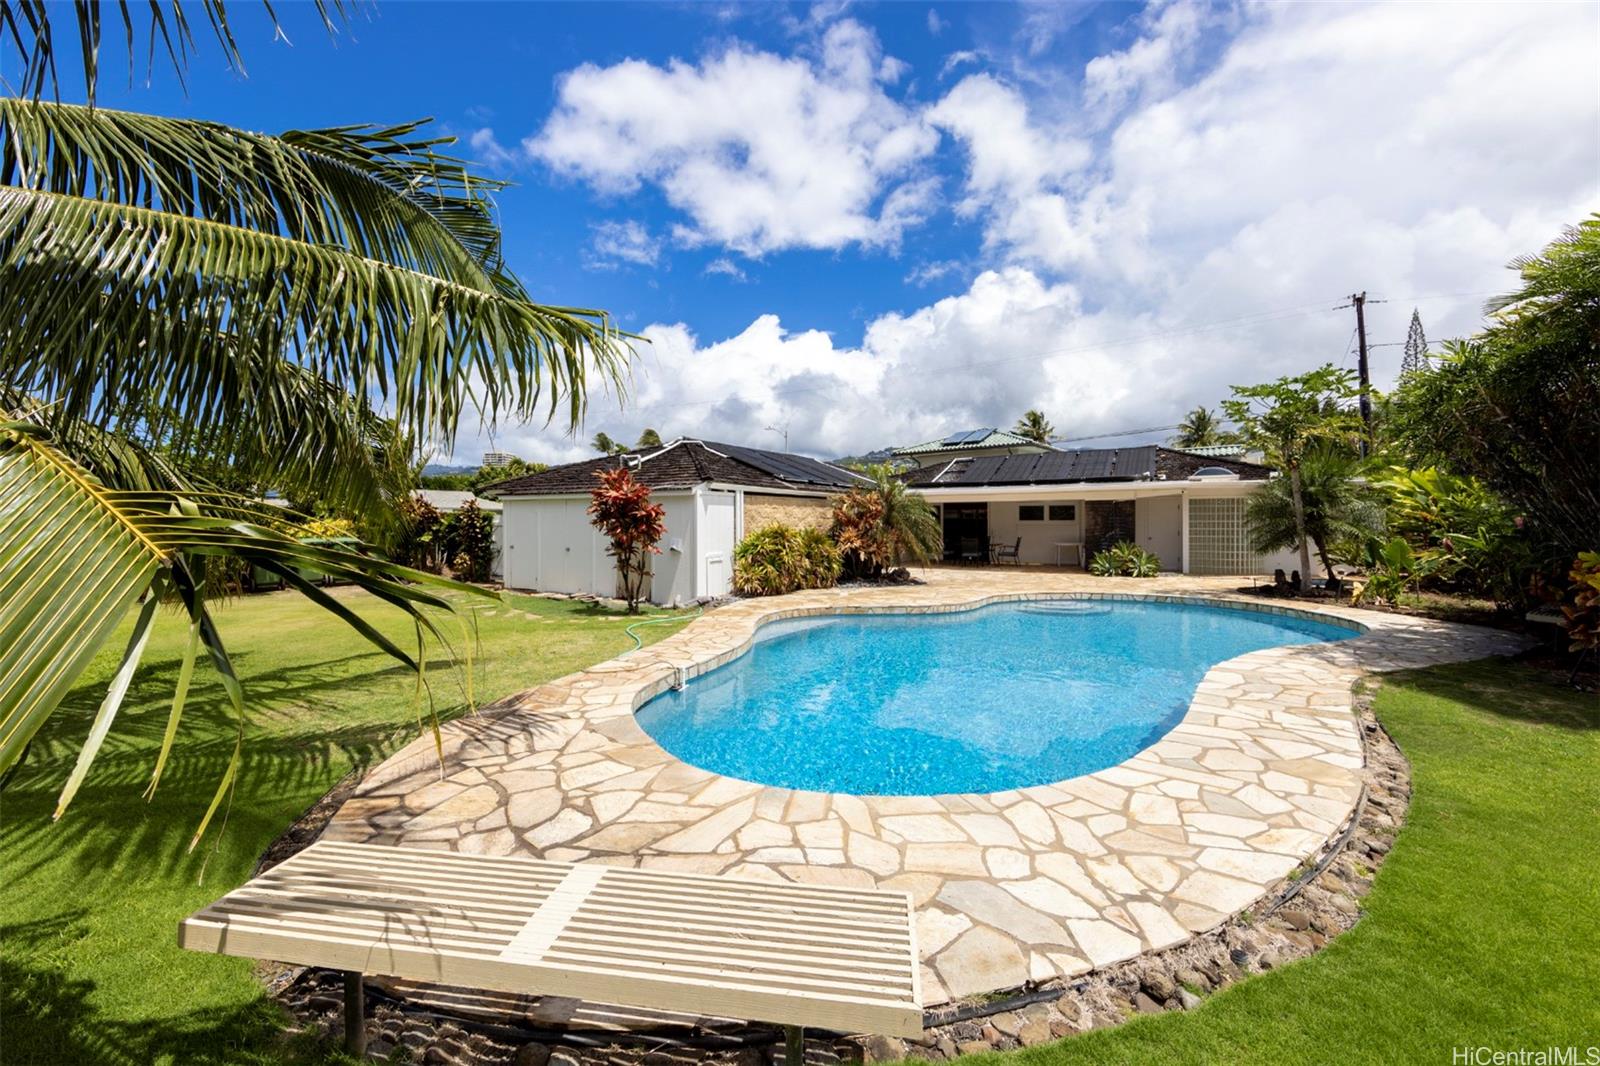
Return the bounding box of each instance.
[893,428,1045,456]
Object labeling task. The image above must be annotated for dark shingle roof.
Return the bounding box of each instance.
[487,440,861,497]
[902,446,1269,487]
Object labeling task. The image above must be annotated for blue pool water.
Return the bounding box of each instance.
[636,600,1355,795]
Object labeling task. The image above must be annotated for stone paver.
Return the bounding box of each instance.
[325,569,1527,1005]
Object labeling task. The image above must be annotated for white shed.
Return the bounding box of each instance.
[490,440,862,605]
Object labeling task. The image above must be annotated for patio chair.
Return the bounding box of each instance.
[958,536,985,564]
[993,538,1021,565]
[180,840,921,1057]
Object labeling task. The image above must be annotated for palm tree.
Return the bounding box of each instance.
[0,9,631,831]
[592,432,628,455]
[1173,406,1225,449]
[1013,410,1055,444]
[830,465,942,577]
[636,428,664,448]
[1246,444,1384,583]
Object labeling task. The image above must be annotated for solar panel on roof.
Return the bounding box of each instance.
[1077,450,1115,479]
[706,441,856,486]
[1033,452,1076,482]
[1000,454,1042,482]
[942,428,983,446]
[957,455,1007,483]
[1116,446,1157,478]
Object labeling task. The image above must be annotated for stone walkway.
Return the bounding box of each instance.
[325,570,1526,1005]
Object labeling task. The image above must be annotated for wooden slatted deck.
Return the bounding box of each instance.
[179,840,923,1044]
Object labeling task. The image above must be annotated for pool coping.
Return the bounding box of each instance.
[325,572,1529,1006]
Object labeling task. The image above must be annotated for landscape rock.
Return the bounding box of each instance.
[860,1035,905,1062]
[1018,1019,1053,1047]
[1132,992,1164,1015]
[516,1043,553,1066]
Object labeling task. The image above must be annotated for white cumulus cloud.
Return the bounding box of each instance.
[585,220,662,269]
[530,19,938,257]
[448,1,1598,467]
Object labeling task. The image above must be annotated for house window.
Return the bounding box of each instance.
[1048,504,1076,522]
[1019,505,1045,521]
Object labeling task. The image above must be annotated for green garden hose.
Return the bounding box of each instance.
[623,604,702,651]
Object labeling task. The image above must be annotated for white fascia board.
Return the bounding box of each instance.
[499,486,700,499]
[911,480,1264,502]
[702,481,834,498]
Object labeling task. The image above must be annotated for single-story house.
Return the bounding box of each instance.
[902,445,1299,575]
[413,488,504,578]
[490,439,864,604]
[893,427,1053,469]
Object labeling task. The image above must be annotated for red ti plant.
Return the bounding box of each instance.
[588,467,666,613]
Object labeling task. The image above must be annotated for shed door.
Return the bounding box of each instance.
[540,500,593,594]
[700,492,738,598]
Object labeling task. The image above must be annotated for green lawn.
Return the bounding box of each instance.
[1,588,691,1066]
[962,660,1599,1065]
[7,606,1596,1066]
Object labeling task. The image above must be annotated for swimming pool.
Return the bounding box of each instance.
[635,599,1356,795]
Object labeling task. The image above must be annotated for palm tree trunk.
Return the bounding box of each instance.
[1313,536,1338,584]
[1289,463,1313,589]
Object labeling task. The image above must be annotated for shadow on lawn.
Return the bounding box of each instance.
[3,920,303,1066]
[1386,658,1599,731]
[0,646,461,887]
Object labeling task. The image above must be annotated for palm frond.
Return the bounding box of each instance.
[0,100,636,449]
[0,423,492,832]
[0,1,351,106]
[0,423,162,773]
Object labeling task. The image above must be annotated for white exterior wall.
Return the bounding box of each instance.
[499,487,739,604]
[648,494,698,605]
[981,500,1086,565]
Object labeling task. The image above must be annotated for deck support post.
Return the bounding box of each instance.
[343,971,366,1057]
[784,1025,805,1066]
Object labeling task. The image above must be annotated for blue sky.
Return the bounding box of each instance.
[59,1,1600,463]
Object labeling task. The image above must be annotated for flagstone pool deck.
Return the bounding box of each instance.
[324,570,1526,1005]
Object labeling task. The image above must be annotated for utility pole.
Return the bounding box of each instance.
[765,423,789,451]
[1351,291,1372,457]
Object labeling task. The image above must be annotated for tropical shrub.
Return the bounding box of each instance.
[394,495,445,571]
[588,468,666,613]
[1387,218,1599,572]
[1562,552,1600,654]
[1371,466,1527,604]
[1353,537,1441,606]
[1246,444,1385,582]
[296,515,359,540]
[733,525,842,596]
[439,500,496,583]
[1088,541,1161,578]
[830,465,941,579]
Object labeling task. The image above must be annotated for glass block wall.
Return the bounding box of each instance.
[1187,497,1259,575]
